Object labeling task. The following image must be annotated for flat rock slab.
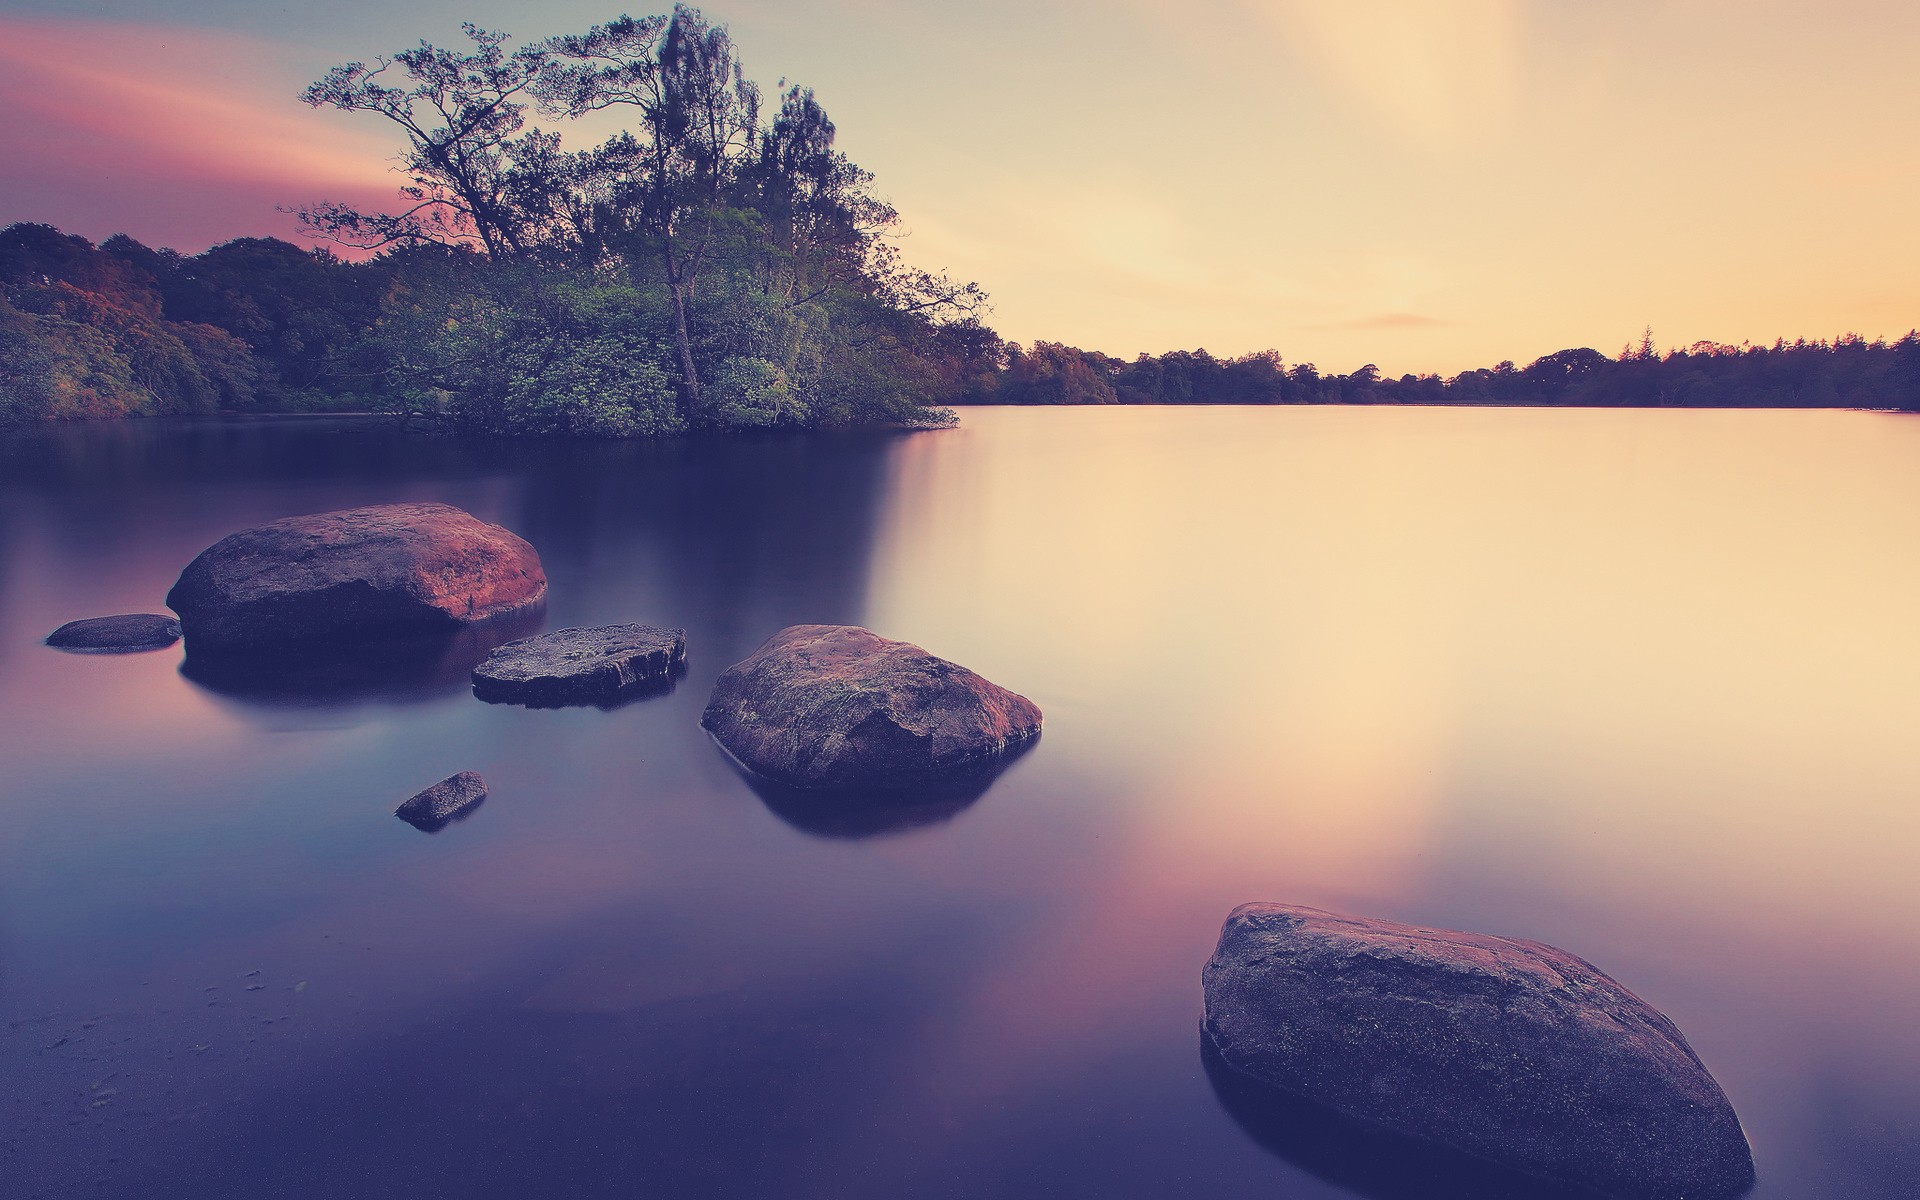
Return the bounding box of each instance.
[1203,904,1754,1200]
[701,624,1041,791]
[472,624,687,706]
[395,771,487,832]
[167,503,546,654]
[45,613,181,652]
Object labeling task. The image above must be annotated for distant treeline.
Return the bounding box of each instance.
[984,335,1920,410]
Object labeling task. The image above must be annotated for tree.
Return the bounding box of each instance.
[532,8,760,416]
[299,26,559,259]
[296,7,983,431]
[1000,342,1119,405]
[0,224,263,420]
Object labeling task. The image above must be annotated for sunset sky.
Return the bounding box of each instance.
[1,0,1914,375]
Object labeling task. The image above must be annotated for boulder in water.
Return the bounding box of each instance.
[701,624,1041,791]
[395,771,488,832]
[1202,904,1755,1200]
[166,503,546,654]
[472,624,686,707]
[45,613,181,653]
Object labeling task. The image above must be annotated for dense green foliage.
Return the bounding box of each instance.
[979,332,1920,410]
[284,6,989,435]
[2,7,994,433]
[0,225,267,422]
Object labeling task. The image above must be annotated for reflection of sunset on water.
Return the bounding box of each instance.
[4,410,1918,1197]
[859,407,1920,1144]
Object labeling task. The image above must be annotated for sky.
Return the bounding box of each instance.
[1,0,1915,375]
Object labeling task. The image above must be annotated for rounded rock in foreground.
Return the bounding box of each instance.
[45,613,182,653]
[1202,904,1755,1200]
[395,771,487,832]
[166,502,546,654]
[472,624,687,707]
[701,624,1041,791]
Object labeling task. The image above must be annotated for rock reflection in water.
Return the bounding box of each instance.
[1200,1032,1604,1200]
[718,737,1036,839]
[179,605,546,707]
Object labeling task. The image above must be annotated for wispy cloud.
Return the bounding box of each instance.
[1244,0,1525,152]
[0,17,398,249]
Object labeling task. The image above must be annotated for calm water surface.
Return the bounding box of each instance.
[2,407,1916,1198]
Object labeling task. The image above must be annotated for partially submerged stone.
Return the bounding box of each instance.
[1202,904,1754,1200]
[395,771,488,831]
[167,503,546,654]
[45,613,181,653]
[701,624,1041,791]
[472,624,686,707]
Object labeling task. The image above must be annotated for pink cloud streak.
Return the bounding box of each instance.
[0,18,406,251]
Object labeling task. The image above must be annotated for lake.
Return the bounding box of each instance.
[2,406,1916,1199]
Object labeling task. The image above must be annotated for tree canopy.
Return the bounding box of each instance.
[284,6,988,435]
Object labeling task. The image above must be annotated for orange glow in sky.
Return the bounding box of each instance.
[1,2,1914,374]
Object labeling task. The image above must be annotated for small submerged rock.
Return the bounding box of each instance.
[45,614,182,653]
[471,624,686,707]
[701,624,1041,791]
[395,771,488,832]
[167,502,546,654]
[1202,904,1755,1200]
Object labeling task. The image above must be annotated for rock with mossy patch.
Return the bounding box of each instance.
[1202,903,1755,1200]
[167,503,546,654]
[45,614,182,653]
[395,771,488,832]
[472,624,687,706]
[701,624,1041,791]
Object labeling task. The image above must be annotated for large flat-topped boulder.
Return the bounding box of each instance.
[166,503,546,653]
[701,624,1041,791]
[1202,904,1754,1200]
[472,624,687,706]
[45,613,181,653]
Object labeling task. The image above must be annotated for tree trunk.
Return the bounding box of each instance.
[662,238,701,422]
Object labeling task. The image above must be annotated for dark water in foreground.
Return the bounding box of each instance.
[2,408,1917,1199]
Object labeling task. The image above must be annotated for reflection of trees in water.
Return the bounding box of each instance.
[7,418,912,712]
[1200,1031,1598,1200]
[179,606,545,709]
[3,422,904,649]
[509,427,909,667]
[0,417,508,492]
[12,416,1032,828]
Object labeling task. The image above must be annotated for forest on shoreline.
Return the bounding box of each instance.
[988,333,1920,411]
[2,6,1916,430]
[8,216,1911,425]
[1,8,994,435]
